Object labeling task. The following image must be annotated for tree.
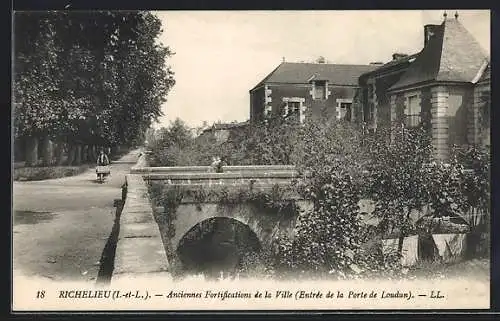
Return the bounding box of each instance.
[273,118,368,276]
[13,11,175,166]
[315,56,326,64]
[14,12,62,165]
[147,118,195,166]
[363,124,432,253]
[219,116,303,165]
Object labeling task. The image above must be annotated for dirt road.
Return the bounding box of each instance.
[13,149,141,283]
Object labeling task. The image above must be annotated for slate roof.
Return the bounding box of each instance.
[359,53,419,81]
[251,62,378,90]
[389,17,489,91]
[478,63,490,83]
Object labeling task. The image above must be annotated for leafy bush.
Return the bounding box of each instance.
[271,119,370,276]
[361,124,432,246]
[275,173,363,276]
[222,116,303,165]
[147,116,491,278]
[451,145,490,214]
[148,119,196,166]
[237,248,277,279]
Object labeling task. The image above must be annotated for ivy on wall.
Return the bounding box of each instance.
[147,180,302,277]
[147,181,301,241]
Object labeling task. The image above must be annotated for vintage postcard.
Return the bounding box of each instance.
[12,9,491,311]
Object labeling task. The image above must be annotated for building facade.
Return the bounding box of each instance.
[355,13,490,160]
[250,62,378,124]
[198,121,249,144]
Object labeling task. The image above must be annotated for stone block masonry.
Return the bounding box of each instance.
[112,165,300,281]
[431,86,450,161]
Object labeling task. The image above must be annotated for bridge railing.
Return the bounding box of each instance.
[133,165,302,190]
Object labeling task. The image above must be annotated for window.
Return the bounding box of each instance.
[287,101,301,117]
[336,99,353,121]
[313,81,327,100]
[404,94,421,127]
[341,103,352,121]
[282,97,306,123]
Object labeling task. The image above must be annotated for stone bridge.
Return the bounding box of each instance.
[125,164,312,274]
[113,160,380,280]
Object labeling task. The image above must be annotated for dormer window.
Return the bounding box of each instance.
[313,80,327,100]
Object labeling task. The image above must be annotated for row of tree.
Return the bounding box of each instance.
[13,11,175,166]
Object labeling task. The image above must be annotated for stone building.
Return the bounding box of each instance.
[198,121,249,144]
[249,61,378,123]
[355,12,490,160]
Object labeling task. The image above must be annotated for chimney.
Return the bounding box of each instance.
[424,24,440,47]
[392,53,408,60]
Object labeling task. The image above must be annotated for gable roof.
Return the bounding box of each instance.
[251,62,378,91]
[359,53,419,81]
[389,17,488,91]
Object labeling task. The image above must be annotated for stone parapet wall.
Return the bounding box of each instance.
[137,165,300,189]
[130,165,296,174]
[112,165,304,282]
[112,174,169,281]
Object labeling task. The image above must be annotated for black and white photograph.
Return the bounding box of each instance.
[12,9,491,311]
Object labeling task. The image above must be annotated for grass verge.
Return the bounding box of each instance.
[13,165,91,181]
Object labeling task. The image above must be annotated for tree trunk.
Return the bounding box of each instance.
[90,145,95,162]
[74,144,82,165]
[67,144,76,166]
[14,137,25,162]
[92,145,98,162]
[82,145,89,163]
[55,142,66,166]
[88,145,94,163]
[25,135,39,167]
[41,135,54,167]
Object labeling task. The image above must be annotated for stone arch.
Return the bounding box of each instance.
[170,203,267,250]
[176,216,263,275]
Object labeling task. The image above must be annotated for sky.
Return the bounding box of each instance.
[152,10,490,129]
